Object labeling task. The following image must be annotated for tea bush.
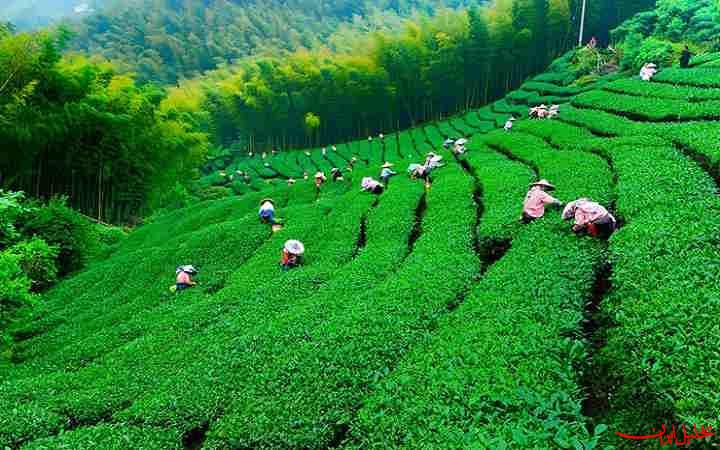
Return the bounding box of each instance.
[345,122,611,448]
[20,197,95,277]
[603,78,720,101]
[573,90,720,121]
[5,238,58,293]
[201,162,479,448]
[653,67,720,87]
[0,252,34,345]
[3,39,720,449]
[346,222,605,449]
[570,137,720,444]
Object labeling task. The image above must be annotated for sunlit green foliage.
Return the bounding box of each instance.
[0,28,208,222]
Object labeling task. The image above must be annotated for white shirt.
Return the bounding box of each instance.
[259,201,274,213]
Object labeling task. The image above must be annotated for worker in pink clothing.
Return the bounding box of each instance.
[175,265,198,292]
[563,198,617,238]
[521,179,561,224]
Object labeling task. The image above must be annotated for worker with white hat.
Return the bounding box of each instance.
[314,171,327,189]
[281,240,305,270]
[453,138,468,155]
[640,63,658,81]
[175,265,198,292]
[380,162,397,186]
[522,179,562,224]
[259,198,276,224]
[504,116,516,131]
[424,152,444,171]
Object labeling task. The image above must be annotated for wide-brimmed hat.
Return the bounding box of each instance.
[427,152,437,157]
[287,178,296,184]
[177,265,198,274]
[382,162,394,168]
[530,179,556,190]
[260,198,274,206]
[456,138,468,145]
[331,167,340,172]
[284,240,305,255]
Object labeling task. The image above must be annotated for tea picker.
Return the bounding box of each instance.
[259,198,276,224]
[504,117,516,131]
[424,152,444,171]
[259,198,284,232]
[171,265,198,293]
[281,240,305,271]
[453,138,468,155]
[562,199,617,238]
[408,162,429,182]
[380,162,396,186]
[331,167,344,182]
[314,171,327,189]
[521,180,561,224]
[361,177,385,195]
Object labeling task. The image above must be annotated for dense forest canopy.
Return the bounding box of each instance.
[0,27,207,223]
[165,0,658,153]
[69,0,482,83]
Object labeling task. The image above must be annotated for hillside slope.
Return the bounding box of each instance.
[2,49,720,449]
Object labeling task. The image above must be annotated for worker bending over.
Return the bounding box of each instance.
[331,167,344,182]
[175,265,198,292]
[361,177,385,195]
[281,240,305,271]
[314,171,327,189]
[380,162,397,185]
[522,180,561,224]
[504,116,515,131]
[640,63,657,81]
[453,138,468,155]
[563,199,617,238]
[424,152,444,170]
[408,163,432,188]
[259,198,276,224]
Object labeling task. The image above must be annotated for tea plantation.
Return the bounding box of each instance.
[3,49,720,450]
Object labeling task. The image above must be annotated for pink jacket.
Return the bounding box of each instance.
[566,200,615,226]
[176,271,191,285]
[523,187,559,218]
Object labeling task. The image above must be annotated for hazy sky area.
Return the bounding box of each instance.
[0,0,99,28]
